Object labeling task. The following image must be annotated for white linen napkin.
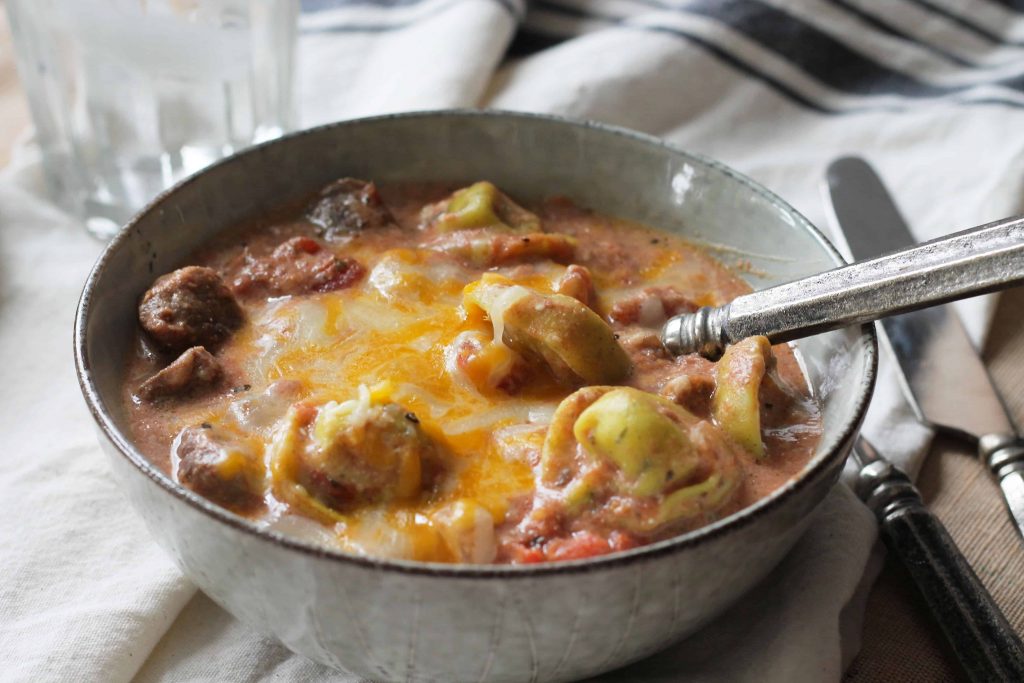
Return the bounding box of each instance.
[2,0,1023,680]
[0,155,195,682]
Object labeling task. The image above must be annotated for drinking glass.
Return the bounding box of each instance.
[5,0,297,238]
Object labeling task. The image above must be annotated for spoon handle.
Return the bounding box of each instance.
[662,215,1024,358]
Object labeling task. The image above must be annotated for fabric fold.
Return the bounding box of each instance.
[2,1,1022,680]
[0,169,197,683]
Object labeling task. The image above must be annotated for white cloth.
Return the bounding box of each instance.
[3,0,1024,680]
[0,157,194,682]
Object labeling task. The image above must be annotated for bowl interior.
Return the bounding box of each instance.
[78,111,874,569]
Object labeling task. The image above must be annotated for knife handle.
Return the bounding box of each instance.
[857,454,1024,683]
[980,433,1024,541]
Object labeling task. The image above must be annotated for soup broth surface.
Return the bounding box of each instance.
[123,180,821,564]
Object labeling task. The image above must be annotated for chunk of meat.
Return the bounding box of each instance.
[428,229,576,268]
[139,266,243,353]
[173,425,264,511]
[306,178,395,236]
[136,346,222,401]
[616,328,667,355]
[660,372,716,417]
[608,286,698,327]
[231,236,364,297]
[555,264,595,308]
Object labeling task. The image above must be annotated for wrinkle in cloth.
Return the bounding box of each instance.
[2,0,1023,680]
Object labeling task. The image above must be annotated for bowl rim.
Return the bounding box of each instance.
[74,109,878,578]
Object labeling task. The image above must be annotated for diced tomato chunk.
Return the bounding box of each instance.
[291,236,322,254]
[313,256,364,293]
[545,531,612,561]
[520,547,547,564]
[504,543,547,564]
[608,531,639,553]
[540,530,641,561]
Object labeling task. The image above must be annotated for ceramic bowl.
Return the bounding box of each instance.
[75,111,876,682]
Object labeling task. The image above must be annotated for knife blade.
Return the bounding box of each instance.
[825,156,1024,541]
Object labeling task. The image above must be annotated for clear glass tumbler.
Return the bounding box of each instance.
[5,0,297,238]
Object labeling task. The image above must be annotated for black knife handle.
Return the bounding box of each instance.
[858,458,1024,682]
[980,433,1024,541]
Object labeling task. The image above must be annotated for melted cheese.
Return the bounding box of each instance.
[175,204,820,564]
[216,249,544,559]
[217,235,726,560]
[476,283,531,348]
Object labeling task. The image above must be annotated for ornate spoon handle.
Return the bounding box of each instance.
[661,215,1024,358]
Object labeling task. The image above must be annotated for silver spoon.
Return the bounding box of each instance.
[661,215,1024,359]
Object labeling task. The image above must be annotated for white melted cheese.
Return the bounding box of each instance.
[477,284,531,348]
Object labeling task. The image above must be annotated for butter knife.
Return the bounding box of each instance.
[826,158,1024,682]
[825,156,1024,542]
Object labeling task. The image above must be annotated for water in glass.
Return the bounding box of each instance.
[5,0,297,238]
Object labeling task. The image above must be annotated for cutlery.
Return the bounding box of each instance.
[852,436,1024,682]
[660,216,1023,359]
[823,157,1024,681]
[826,156,1024,543]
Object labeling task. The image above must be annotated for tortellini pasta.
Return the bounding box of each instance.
[539,386,742,535]
[431,181,541,233]
[269,384,439,520]
[463,275,632,387]
[712,335,773,459]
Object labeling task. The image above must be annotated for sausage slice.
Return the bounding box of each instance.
[136,346,222,401]
[139,266,243,352]
[306,178,396,236]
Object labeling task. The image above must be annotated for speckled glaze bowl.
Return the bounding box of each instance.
[75,111,876,683]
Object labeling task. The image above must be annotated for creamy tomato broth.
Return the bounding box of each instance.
[123,180,821,564]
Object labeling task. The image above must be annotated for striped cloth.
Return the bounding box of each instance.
[2,1,1022,681]
[513,0,1024,110]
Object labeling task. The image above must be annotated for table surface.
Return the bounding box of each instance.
[2,6,1022,681]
